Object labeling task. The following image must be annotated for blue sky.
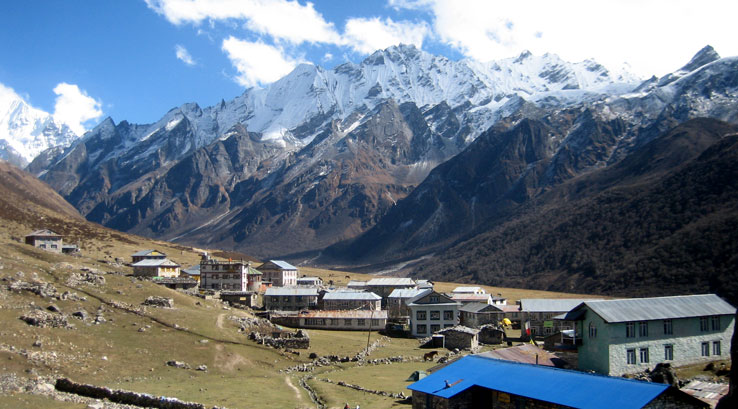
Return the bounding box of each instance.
[2,0,737,132]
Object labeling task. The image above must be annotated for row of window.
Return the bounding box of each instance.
[416,323,454,334]
[626,341,721,364]
[304,318,382,326]
[205,274,246,280]
[416,310,455,321]
[590,316,722,340]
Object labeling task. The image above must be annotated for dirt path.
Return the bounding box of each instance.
[284,375,306,404]
[216,313,225,329]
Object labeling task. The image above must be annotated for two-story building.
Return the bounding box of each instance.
[264,287,319,311]
[131,249,167,264]
[199,253,262,292]
[561,294,736,376]
[387,288,427,319]
[296,276,323,287]
[321,291,381,311]
[407,290,461,337]
[519,298,602,337]
[366,277,417,307]
[258,260,298,287]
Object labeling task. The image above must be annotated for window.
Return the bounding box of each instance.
[305,318,324,325]
[711,316,721,331]
[663,319,673,335]
[371,319,380,326]
[344,319,352,326]
[430,296,439,303]
[639,348,649,363]
[417,324,427,334]
[443,310,454,320]
[431,324,440,333]
[700,317,709,332]
[626,322,635,338]
[416,311,427,320]
[664,345,673,361]
[357,319,366,326]
[713,341,721,356]
[639,321,648,337]
[701,342,710,357]
[430,311,440,321]
[588,323,597,338]
[627,349,636,364]
[213,274,220,279]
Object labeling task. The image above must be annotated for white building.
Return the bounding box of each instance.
[407,290,461,337]
[562,294,736,376]
[452,286,486,295]
[321,291,381,311]
[258,260,298,287]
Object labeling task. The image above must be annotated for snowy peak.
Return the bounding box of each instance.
[0,84,78,166]
[680,45,720,72]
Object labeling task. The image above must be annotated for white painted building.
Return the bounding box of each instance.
[407,290,461,337]
[562,294,736,376]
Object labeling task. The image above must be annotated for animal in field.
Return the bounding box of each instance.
[423,351,438,361]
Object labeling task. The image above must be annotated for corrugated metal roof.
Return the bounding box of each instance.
[459,302,502,313]
[264,288,318,296]
[26,229,61,237]
[366,277,416,286]
[131,249,165,257]
[347,280,367,287]
[131,258,179,267]
[581,294,736,323]
[681,380,729,407]
[408,355,672,409]
[296,276,321,282]
[323,291,381,300]
[451,294,491,302]
[388,288,426,299]
[452,286,484,293]
[520,298,603,313]
[274,310,388,319]
[267,260,297,270]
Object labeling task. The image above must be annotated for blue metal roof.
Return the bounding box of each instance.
[407,355,670,409]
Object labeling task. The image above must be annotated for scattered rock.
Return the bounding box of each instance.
[138,327,146,333]
[47,304,61,313]
[20,310,73,329]
[166,360,191,369]
[196,365,208,372]
[72,310,89,320]
[32,340,42,348]
[143,296,174,308]
[67,271,106,287]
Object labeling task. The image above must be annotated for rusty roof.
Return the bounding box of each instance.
[478,344,569,368]
[273,310,388,319]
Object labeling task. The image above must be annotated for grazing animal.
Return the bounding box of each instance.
[345,275,351,279]
[423,351,438,361]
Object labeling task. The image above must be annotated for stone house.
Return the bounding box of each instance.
[387,288,427,319]
[436,325,479,350]
[408,355,708,409]
[270,310,388,331]
[478,324,505,345]
[199,253,262,292]
[459,302,505,328]
[220,291,259,308]
[25,229,63,253]
[263,287,319,311]
[131,249,167,263]
[408,290,461,337]
[131,258,180,278]
[321,291,381,311]
[561,294,736,376]
[258,260,298,287]
[180,265,200,283]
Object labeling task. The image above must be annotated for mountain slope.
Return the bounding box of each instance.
[381,119,738,305]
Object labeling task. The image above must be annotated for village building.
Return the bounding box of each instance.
[25,229,63,253]
[408,290,461,337]
[270,310,388,331]
[180,265,200,283]
[152,277,198,290]
[478,324,506,345]
[347,280,367,291]
[452,286,486,295]
[258,260,298,287]
[199,253,262,292]
[436,325,479,350]
[131,258,180,278]
[220,291,259,308]
[560,294,736,376]
[459,302,505,328]
[478,344,567,367]
[450,293,493,305]
[387,288,427,320]
[131,249,167,264]
[416,280,434,290]
[519,298,602,337]
[321,291,381,311]
[408,355,707,409]
[296,276,323,287]
[263,287,319,311]
[366,277,417,307]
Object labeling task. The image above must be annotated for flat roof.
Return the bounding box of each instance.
[264,288,318,296]
[408,355,675,409]
[323,291,381,301]
[274,310,388,319]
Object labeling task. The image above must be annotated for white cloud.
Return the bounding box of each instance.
[175,44,196,66]
[221,36,303,87]
[52,83,103,135]
[145,0,341,45]
[343,17,429,54]
[392,0,738,77]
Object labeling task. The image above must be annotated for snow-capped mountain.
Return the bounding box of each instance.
[32,44,738,260]
[0,85,78,166]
